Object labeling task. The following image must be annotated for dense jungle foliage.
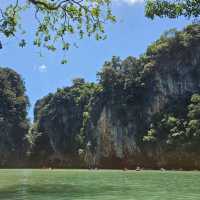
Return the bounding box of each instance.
[143,94,200,151]
[0,67,29,166]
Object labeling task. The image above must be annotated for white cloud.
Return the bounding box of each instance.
[39,64,47,72]
[113,0,144,5]
[34,64,48,72]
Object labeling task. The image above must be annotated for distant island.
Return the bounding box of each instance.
[1,24,200,170]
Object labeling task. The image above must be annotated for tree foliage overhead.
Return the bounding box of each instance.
[0,0,115,62]
[145,0,200,19]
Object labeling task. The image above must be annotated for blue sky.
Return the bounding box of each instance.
[0,1,191,119]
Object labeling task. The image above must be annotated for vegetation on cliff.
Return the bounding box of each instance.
[0,23,200,168]
[28,23,200,168]
[143,94,200,150]
[27,78,102,166]
[0,67,29,166]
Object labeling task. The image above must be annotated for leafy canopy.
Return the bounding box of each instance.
[145,0,200,19]
[0,0,115,63]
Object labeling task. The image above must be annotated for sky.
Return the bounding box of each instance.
[0,0,191,119]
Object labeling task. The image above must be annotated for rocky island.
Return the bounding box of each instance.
[1,24,200,169]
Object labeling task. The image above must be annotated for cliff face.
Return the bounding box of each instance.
[148,45,200,115]
[29,81,102,167]
[84,24,200,169]
[0,67,29,167]
[32,24,200,169]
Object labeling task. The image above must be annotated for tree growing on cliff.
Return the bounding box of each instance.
[145,0,200,19]
[0,67,29,165]
[0,0,115,63]
[187,94,200,144]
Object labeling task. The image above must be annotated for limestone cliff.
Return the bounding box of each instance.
[31,24,200,169]
[0,67,29,167]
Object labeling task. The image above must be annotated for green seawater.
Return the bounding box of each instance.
[0,170,200,200]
